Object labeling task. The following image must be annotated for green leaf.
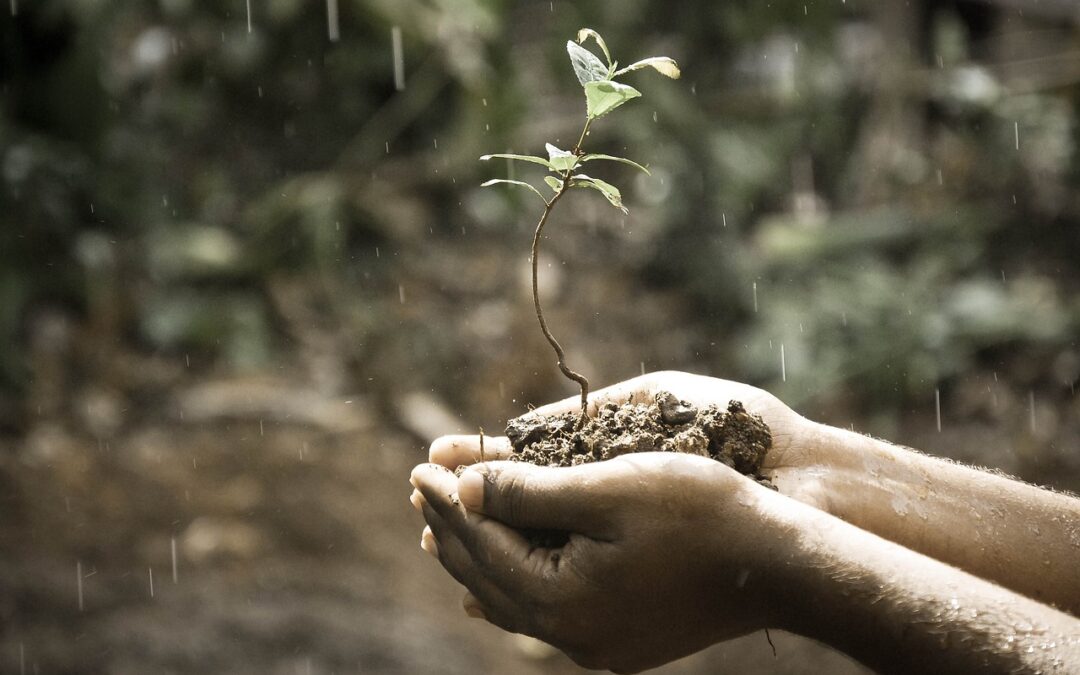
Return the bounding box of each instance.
[545,143,579,173]
[614,56,681,79]
[479,153,554,169]
[544,176,564,193]
[480,179,547,203]
[567,41,609,86]
[576,28,612,66]
[580,153,651,175]
[584,80,641,119]
[570,174,627,213]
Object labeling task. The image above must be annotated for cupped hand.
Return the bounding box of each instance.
[428,371,827,510]
[410,453,793,673]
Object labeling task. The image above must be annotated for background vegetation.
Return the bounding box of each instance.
[2,1,1078,672]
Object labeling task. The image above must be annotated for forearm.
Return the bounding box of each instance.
[759,491,1080,674]
[771,422,1080,615]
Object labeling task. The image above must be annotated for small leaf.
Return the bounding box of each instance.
[576,28,612,66]
[545,143,579,173]
[580,153,651,175]
[479,153,554,169]
[570,173,627,213]
[584,80,641,119]
[614,56,681,79]
[544,176,564,193]
[480,179,547,202]
[567,41,609,86]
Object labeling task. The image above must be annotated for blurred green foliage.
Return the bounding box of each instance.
[2,0,1078,419]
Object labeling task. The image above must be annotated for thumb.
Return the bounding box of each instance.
[457,461,612,535]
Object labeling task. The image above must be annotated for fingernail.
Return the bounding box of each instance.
[457,468,485,512]
[421,527,438,558]
[464,603,487,620]
[409,489,424,511]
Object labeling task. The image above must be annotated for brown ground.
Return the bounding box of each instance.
[5,257,1075,674]
[0,336,867,674]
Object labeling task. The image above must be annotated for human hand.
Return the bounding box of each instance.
[410,453,794,673]
[429,371,829,510]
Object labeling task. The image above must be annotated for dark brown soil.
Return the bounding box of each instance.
[505,391,773,479]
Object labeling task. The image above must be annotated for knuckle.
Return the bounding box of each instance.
[498,471,532,522]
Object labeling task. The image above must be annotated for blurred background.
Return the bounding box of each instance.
[2,0,1078,673]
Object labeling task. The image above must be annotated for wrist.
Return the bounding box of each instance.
[705,471,819,632]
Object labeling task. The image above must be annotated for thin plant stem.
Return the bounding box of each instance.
[531,119,594,428]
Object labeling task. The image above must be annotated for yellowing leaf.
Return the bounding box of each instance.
[576,28,612,66]
[614,56,681,79]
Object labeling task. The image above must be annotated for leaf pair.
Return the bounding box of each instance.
[568,29,681,119]
[480,143,649,177]
[484,173,625,213]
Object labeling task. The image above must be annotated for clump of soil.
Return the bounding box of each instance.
[505,391,772,480]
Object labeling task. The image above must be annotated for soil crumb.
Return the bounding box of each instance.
[505,391,772,480]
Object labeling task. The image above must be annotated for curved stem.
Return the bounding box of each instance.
[531,121,594,428]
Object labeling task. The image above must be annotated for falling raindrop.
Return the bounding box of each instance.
[1014,121,1020,150]
[149,567,155,598]
[259,419,264,436]
[326,0,339,42]
[936,168,943,186]
[76,560,84,611]
[392,26,405,91]
[171,537,178,583]
[640,361,645,376]
[399,284,406,304]
[1029,390,1036,432]
[10,0,16,17]
[935,388,942,432]
[780,344,786,382]
[752,282,758,313]
[245,0,252,34]
[722,212,727,228]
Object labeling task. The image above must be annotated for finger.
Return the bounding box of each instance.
[456,461,615,536]
[420,499,539,634]
[428,435,513,469]
[421,525,438,558]
[462,590,487,619]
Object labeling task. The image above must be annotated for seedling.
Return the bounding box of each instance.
[480,28,680,428]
